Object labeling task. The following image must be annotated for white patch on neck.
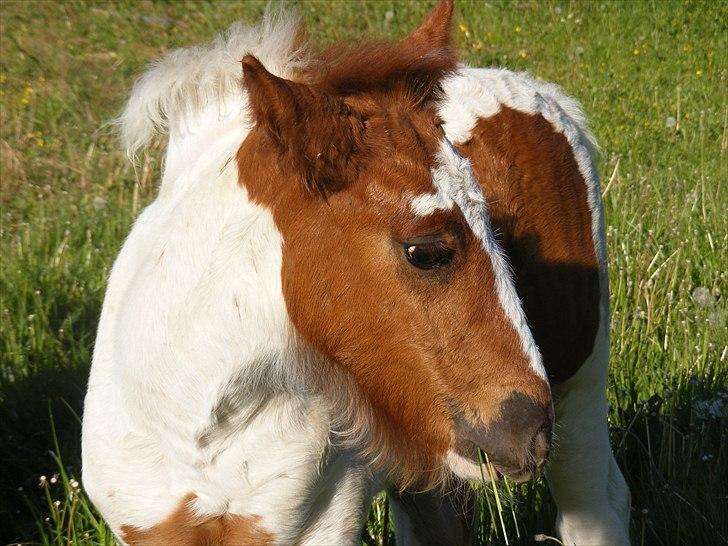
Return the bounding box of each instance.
[412,139,547,380]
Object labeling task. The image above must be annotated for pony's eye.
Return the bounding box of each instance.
[404,242,455,270]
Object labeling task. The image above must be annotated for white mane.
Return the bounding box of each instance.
[119,7,311,158]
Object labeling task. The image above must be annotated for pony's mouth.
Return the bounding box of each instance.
[447,437,548,484]
[485,458,543,484]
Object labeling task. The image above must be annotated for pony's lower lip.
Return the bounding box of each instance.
[479,460,502,480]
[480,459,534,483]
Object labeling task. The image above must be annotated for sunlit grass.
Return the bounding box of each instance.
[1,0,725,544]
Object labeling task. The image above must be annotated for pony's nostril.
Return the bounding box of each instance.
[531,424,551,469]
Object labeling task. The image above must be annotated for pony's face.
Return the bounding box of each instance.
[237,0,552,486]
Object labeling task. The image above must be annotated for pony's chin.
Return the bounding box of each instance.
[445,450,495,481]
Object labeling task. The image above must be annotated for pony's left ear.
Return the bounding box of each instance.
[402,0,454,51]
[242,54,364,196]
[241,54,303,147]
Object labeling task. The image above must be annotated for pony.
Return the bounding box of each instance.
[81,1,630,544]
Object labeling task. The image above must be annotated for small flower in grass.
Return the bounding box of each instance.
[665,116,677,128]
[53,500,61,508]
[384,10,393,22]
[691,287,714,308]
[701,453,714,462]
[70,478,80,490]
[19,83,34,106]
[707,310,724,327]
[39,475,48,487]
[50,473,59,484]
[92,196,107,210]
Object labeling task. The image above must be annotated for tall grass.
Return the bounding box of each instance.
[1,1,726,544]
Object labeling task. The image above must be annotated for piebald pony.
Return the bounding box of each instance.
[82,2,630,544]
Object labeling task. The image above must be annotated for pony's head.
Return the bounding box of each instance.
[237,0,552,486]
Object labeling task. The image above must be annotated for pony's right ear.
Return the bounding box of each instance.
[241,55,302,146]
[401,0,454,51]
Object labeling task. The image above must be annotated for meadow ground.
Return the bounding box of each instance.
[1,0,726,544]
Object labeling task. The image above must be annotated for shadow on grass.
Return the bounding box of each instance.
[1,355,725,545]
[612,379,728,545]
[0,363,89,543]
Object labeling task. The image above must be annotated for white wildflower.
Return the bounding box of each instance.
[92,196,107,210]
[691,287,714,308]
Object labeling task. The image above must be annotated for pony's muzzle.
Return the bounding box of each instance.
[484,392,553,482]
[457,390,554,482]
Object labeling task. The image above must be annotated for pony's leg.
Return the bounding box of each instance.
[299,454,378,546]
[545,330,631,545]
[388,487,473,546]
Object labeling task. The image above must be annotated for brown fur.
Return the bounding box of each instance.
[456,108,600,383]
[236,1,551,487]
[400,0,454,51]
[121,494,273,546]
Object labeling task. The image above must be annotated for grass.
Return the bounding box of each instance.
[0,0,726,544]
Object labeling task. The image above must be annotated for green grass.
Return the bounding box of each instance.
[1,0,726,544]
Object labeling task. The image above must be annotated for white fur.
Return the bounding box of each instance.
[119,7,309,159]
[83,13,370,544]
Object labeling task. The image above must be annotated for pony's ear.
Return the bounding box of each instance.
[402,0,454,51]
[242,54,364,196]
[241,55,303,146]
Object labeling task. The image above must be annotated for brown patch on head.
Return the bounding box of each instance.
[456,107,601,384]
[121,494,273,546]
[236,3,552,486]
